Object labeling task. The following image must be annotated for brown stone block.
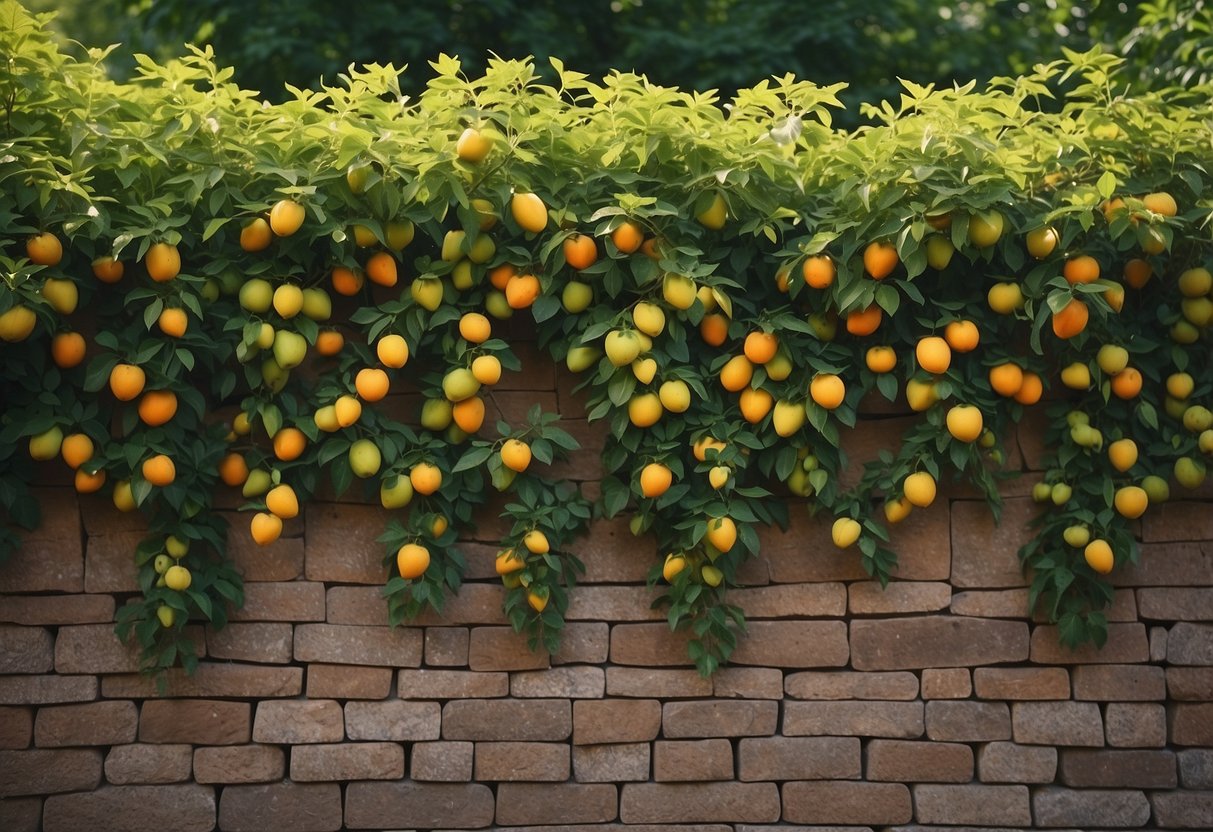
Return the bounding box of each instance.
[609,622,691,666]
[848,580,950,614]
[1,489,83,593]
[621,782,780,824]
[290,741,404,782]
[344,700,441,742]
[978,741,1057,783]
[605,667,712,698]
[204,622,292,664]
[43,784,215,832]
[398,668,508,699]
[761,511,870,583]
[294,622,422,666]
[573,698,661,745]
[951,497,1035,588]
[100,663,302,699]
[1168,667,1213,700]
[475,741,569,781]
[887,498,952,580]
[83,531,141,593]
[1142,500,1213,542]
[738,736,860,781]
[1139,587,1213,620]
[468,626,550,670]
[785,670,919,700]
[1032,786,1150,827]
[566,585,672,621]
[783,700,923,738]
[226,519,304,582]
[867,739,971,783]
[496,782,618,825]
[1012,701,1103,746]
[1151,791,1213,829]
[139,699,249,745]
[663,699,778,738]
[729,583,847,617]
[578,516,654,583]
[0,594,114,626]
[913,783,1031,826]
[229,581,325,622]
[1071,663,1164,700]
[0,706,32,749]
[511,666,605,698]
[0,797,40,832]
[1113,541,1213,586]
[0,748,102,796]
[410,740,473,781]
[344,781,495,829]
[0,675,96,705]
[0,624,53,673]
[1059,748,1177,788]
[34,700,137,747]
[950,588,1032,618]
[193,744,284,784]
[921,667,971,699]
[251,699,343,744]
[304,502,390,584]
[552,621,610,665]
[974,666,1070,700]
[654,739,733,781]
[425,626,469,665]
[573,742,650,783]
[443,698,571,741]
[1179,749,1213,788]
[729,620,849,668]
[851,616,1028,670]
[54,622,164,674]
[926,700,1011,741]
[218,782,341,832]
[1168,623,1213,665]
[494,340,555,391]
[1171,703,1213,745]
[1029,622,1149,664]
[103,744,192,785]
[306,664,392,699]
[413,583,509,626]
[712,666,784,700]
[781,780,911,825]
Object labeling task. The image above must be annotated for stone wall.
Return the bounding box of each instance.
[2,353,1212,831]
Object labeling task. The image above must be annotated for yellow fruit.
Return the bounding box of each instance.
[268,199,306,236]
[1166,372,1194,400]
[628,392,663,427]
[0,305,37,342]
[380,475,414,509]
[658,379,691,413]
[987,282,1025,314]
[604,329,642,367]
[1063,525,1091,548]
[523,529,549,554]
[386,220,416,250]
[925,235,954,270]
[662,553,688,582]
[41,278,79,315]
[272,284,304,318]
[1084,539,1115,574]
[1026,226,1059,259]
[946,405,984,443]
[720,355,754,393]
[1108,439,1138,472]
[639,463,673,498]
[456,127,493,163]
[916,336,951,375]
[501,439,532,472]
[411,277,445,311]
[831,517,862,549]
[349,439,382,478]
[396,543,431,579]
[705,517,737,552]
[884,496,913,524]
[905,378,939,412]
[29,426,64,461]
[708,466,730,490]
[266,484,299,519]
[903,471,937,508]
[661,273,697,310]
[632,302,666,337]
[632,357,657,385]
[809,374,845,410]
[1178,267,1213,298]
[510,192,548,233]
[1114,485,1149,519]
[26,231,63,265]
[164,564,192,591]
[693,436,727,462]
[335,395,362,428]
[251,512,283,546]
[562,281,593,313]
[442,367,481,402]
[112,480,136,512]
[772,399,807,437]
[1097,344,1129,375]
[1061,363,1092,390]
[145,242,181,282]
[968,210,1005,247]
[695,192,727,229]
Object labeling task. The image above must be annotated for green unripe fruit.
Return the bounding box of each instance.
[349,439,382,478]
[238,278,274,312]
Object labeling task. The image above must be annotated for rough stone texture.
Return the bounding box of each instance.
[921,668,971,699]
[34,700,138,747]
[0,797,40,832]
[1059,749,1177,788]
[294,623,422,666]
[1032,786,1151,827]
[139,700,249,745]
[951,497,1037,588]
[575,699,661,745]
[193,745,284,784]
[0,489,83,593]
[0,594,114,626]
[1171,703,1213,745]
[786,670,919,700]
[606,667,712,698]
[781,780,913,825]
[713,666,784,700]
[511,665,605,698]
[1012,701,1104,747]
[913,783,1032,826]
[926,700,1011,741]
[344,700,440,741]
[344,781,495,829]
[1169,623,1213,665]
[204,622,292,664]
[468,626,551,670]
[252,699,343,744]
[101,663,302,700]
[398,668,509,699]
[496,783,619,825]
[1030,623,1150,664]
[728,621,850,668]
[305,663,392,699]
[851,617,1028,669]
[784,700,924,738]
[43,784,216,832]
[1151,791,1213,829]
[475,741,569,781]
[866,739,972,783]
[425,626,470,666]
[621,782,781,824]
[573,743,650,783]
[443,698,571,741]
[975,666,1070,700]
[848,580,951,613]
[290,741,404,781]
[1072,664,1165,700]
[411,740,473,781]
[1178,749,1213,789]
[103,744,193,785]
[0,625,54,673]
[0,748,102,796]
[662,699,778,738]
[1168,667,1213,700]
[218,782,342,832]
[0,674,97,705]
[0,705,32,748]
[653,739,734,781]
[978,741,1058,783]
[1106,702,1167,747]
[229,580,325,621]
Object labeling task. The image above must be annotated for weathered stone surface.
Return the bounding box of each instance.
[1141,500,1213,542]
[204,622,292,664]
[784,700,924,738]
[1107,702,1167,747]
[974,666,1070,699]
[226,518,304,582]
[218,782,342,832]
[294,623,421,666]
[1179,749,1213,789]
[729,621,849,668]
[511,666,605,698]
[0,748,102,796]
[305,503,390,584]
[193,744,284,784]
[43,784,216,832]
[398,668,509,699]
[926,700,1010,741]
[578,518,661,584]
[1114,541,1213,587]
[410,741,473,781]
[475,741,569,781]
[34,700,137,747]
[552,622,609,665]
[100,663,302,699]
[608,623,692,666]
[851,617,1028,669]
[849,580,951,614]
[1172,703,1213,745]
[290,742,404,782]
[606,668,712,698]
[496,782,619,825]
[729,583,848,617]
[1169,667,1213,700]
[913,784,1031,826]
[573,743,650,783]
[1151,790,1213,829]
[229,581,325,621]
[739,736,860,781]
[951,588,1033,619]
[1138,587,1213,620]
[663,699,778,738]
[0,796,39,832]
[654,739,734,781]
[139,700,249,745]
[0,489,83,592]
[1168,623,1213,665]
[252,699,343,744]
[574,699,661,745]
[83,532,141,593]
[468,626,550,670]
[104,744,192,785]
[867,739,972,783]
[0,594,114,626]
[443,698,571,741]
[781,780,912,825]
[1059,749,1177,788]
[344,700,440,741]
[712,666,783,700]
[56,623,198,674]
[0,625,53,674]
[621,782,781,824]
[1071,663,1164,700]
[1012,701,1104,747]
[1030,622,1149,664]
[978,741,1057,783]
[306,664,392,699]
[0,706,32,749]
[785,670,919,700]
[566,585,667,621]
[1032,786,1150,827]
[0,675,96,705]
[424,626,469,666]
[345,782,495,829]
[951,497,1035,588]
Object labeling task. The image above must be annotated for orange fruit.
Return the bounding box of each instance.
[315,329,345,356]
[145,242,181,282]
[218,453,249,487]
[396,542,431,579]
[810,373,845,410]
[355,368,390,401]
[943,320,980,353]
[452,396,486,433]
[1051,298,1089,339]
[365,251,398,287]
[141,454,176,486]
[1013,372,1043,405]
[471,355,502,385]
[1123,258,1153,289]
[239,217,273,252]
[611,221,644,254]
[739,387,774,423]
[866,346,896,373]
[863,241,898,279]
[700,313,729,347]
[988,363,1024,397]
[138,390,178,426]
[640,237,663,260]
[1101,281,1125,313]
[1143,191,1178,217]
[109,363,146,402]
[266,483,299,519]
[1114,485,1148,519]
[802,255,836,289]
[846,305,882,336]
[705,516,737,553]
[628,393,663,427]
[639,462,673,498]
[692,436,727,462]
[505,274,541,309]
[488,264,517,291]
[331,265,364,296]
[273,427,307,461]
[157,307,187,338]
[51,331,86,368]
[335,395,362,428]
[1084,539,1114,574]
[459,312,491,343]
[915,336,952,374]
[251,512,283,546]
[743,331,778,364]
[1110,367,1143,399]
[268,199,306,236]
[74,467,106,493]
[1108,438,1138,473]
[376,334,409,367]
[91,256,124,283]
[410,462,443,495]
[60,433,95,469]
[563,234,598,270]
[26,231,63,266]
[1064,255,1100,285]
[501,438,532,473]
[719,355,754,392]
[945,405,984,442]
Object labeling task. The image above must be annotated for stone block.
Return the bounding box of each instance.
[218,782,341,832]
[573,742,650,783]
[1171,703,1213,745]
[781,780,912,825]
[1012,701,1103,747]
[104,744,192,785]
[204,622,292,664]
[398,668,508,699]
[229,581,325,621]
[848,580,951,614]
[1059,748,1177,788]
[139,700,249,745]
[977,741,1057,783]
[974,666,1070,699]
[920,668,971,699]
[606,667,712,698]
[1032,786,1150,827]
[442,698,571,741]
[0,706,32,748]
[252,699,343,744]
[1029,623,1149,664]
[475,741,569,781]
[344,700,440,741]
[1107,702,1167,747]
[729,620,849,668]
[34,700,137,747]
[851,617,1028,669]
[662,699,778,738]
[0,594,113,626]
[1071,664,1164,700]
[410,741,473,781]
[468,626,550,670]
[738,736,860,781]
[913,783,1031,826]
[1168,623,1213,665]
[0,748,102,796]
[306,664,392,699]
[293,623,421,666]
[620,782,781,824]
[1151,791,1213,830]
[424,626,469,665]
[925,700,1010,741]
[867,739,971,783]
[193,745,283,784]
[495,782,618,825]
[784,700,923,738]
[290,742,404,781]
[574,698,661,745]
[653,739,733,781]
[43,785,215,832]
[951,497,1035,588]
[511,666,605,698]
[344,782,494,829]
[785,670,919,700]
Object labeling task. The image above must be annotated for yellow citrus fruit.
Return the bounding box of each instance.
[903,471,937,507]
[946,405,984,443]
[1084,539,1114,574]
[396,542,431,579]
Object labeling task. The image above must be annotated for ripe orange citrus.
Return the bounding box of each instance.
[505,274,541,309]
[316,329,345,356]
[410,462,443,495]
[74,468,106,493]
[1064,255,1100,285]
[1051,298,1089,339]
[376,334,409,367]
[501,439,532,472]
[145,242,181,282]
[810,374,845,410]
[142,454,176,486]
[109,363,146,401]
[452,397,485,433]
[269,199,306,236]
[846,306,882,336]
[266,483,299,519]
[916,336,951,374]
[331,265,364,296]
[863,241,898,279]
[865,346,896,373]
[1013,372,1043,405]
[802,255,836,289]
[355,368,390,401]
[719,355,754,392]
[157,307,187,338]
[61,433,94,469]
[611,221,644,254]
[272,427,307,461]
[365,251,398,287]
[251,512,283,546]
[639,462,673,498]
[138,390,178,426]
[563,234,598,270]
[700,313,729,346]
[51,331,86,368]
[218,452,249,487]
[1110,367,1143,399]
[903,471,937,507]
[943,320,980,353]
[743,331,778,364]
[397,543,431,579]
[989,363,1024,397]
[240,217,273,251]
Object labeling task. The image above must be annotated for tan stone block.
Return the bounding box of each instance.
[1141,500,1213,542]
[339,781,482,828]
[204,622,292,664]
[218,782,341,832]
[621,782,780,824]
[193,744,283,784]
[867,739,971,782]
[294,623,421,666]
[913,783,1031,826]
[951,588,1032,618]
[398,668,508,699]
[578,517,655,583]
[729,621,849,668]
[1072,663,1164,700]
[761,512,870,583]
[738,736,859,781]
[34,700,137,747]
[781,780,911,825]
[783,700,923,738]
[0,624,53,673]
[104,744,192,785]
[609,622,691,666]
[1029,623,1149,664]
[729,583,847,617]
[83,531,141,593]
[1012,701,1103,746]
[1151,791,1213,829]
[1,489,83,593]
[100,663,301,699]
[951,497,1035,588]
[139,700,249,745]
[712,666,783,700]
[410,740,472,781]
[511,666,604,698]
[228,581,325,621]
[304,503,390,584]
[653,739,733,781]
[786,670,919,700]
[574,699,661,745]
[849,580,951,614]
[974,666,1070,699]
[605,668,712,698]
[921,668,971,699]
[0,594,114,626]
[443,698,570,741]
[552,621,609,665]
[344,700,440,741]
[1170,703,1213,745]
[573,742,650,783]
[0,748,102,796]
[0,706,32,749]
[1032,786,1150,827]
[663,699,778,738]
[0,675,96,705]
[1168,667,1213,700]
[44,784,215,832]
[978,741,1057,783]
[291,741,404,781]
[424,626,469,665]
[1168,623,1213,665]
[306,664,392,699]
[926,700,1011,741]
[1060,748,1176,788]
[496,782,618,825]
[1113,541,1213,586]
[468,626,549,670]
[851,617,1028,670]
[474,741,569,781]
